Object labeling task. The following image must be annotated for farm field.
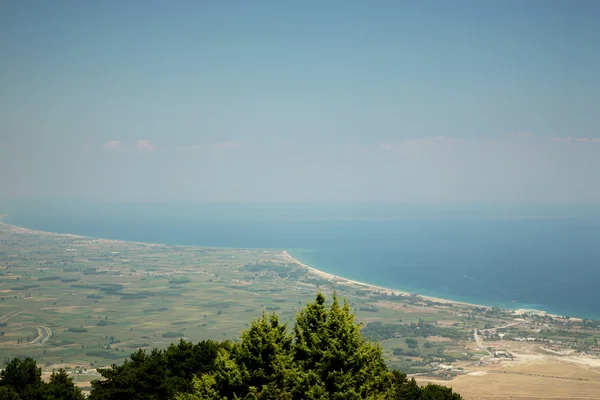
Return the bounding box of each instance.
[1,222,599,398]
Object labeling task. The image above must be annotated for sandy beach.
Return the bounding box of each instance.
[280,250,488,309]
[280,250,571,319]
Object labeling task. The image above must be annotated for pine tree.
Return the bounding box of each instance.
[91,340,223,400]
[0,357,43,397]
[94,292,463,400]
[177,314,295,400]
[0,358,84,400]
[178,292,462,400]
[44,369,85,400]
[292,291,389,399]
[235,313,295,396]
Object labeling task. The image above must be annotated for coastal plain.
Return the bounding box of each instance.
[0,222,599,398]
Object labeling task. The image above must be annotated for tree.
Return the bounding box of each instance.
[419,384,462,400]
[44,369,84,400]
[0,357,43,398]
[85,292,462,399]
[0,359,83,400]
[234,313,295,397]
[90,340,223,400]
[177,292,462,400]
[176,314,294,400]
[386,370,421,400]
[292,292,389,399]
[0,386,20,400]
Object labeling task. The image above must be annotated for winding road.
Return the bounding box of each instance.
[30,326,52,344]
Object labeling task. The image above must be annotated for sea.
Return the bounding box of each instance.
[2,200,600,320]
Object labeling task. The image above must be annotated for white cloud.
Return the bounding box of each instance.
[83,144,92,152]
[104,140,121,149]
[136,140,157,151]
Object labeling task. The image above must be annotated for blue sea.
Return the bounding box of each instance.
[2,200,600,320]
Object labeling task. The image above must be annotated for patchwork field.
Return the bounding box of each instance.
[1,222,599,398]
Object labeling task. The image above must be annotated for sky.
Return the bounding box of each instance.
[1,1,599,203]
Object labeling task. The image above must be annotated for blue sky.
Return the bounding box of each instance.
[1,1,599,203]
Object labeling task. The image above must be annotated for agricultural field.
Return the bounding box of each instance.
[1,222,599,398]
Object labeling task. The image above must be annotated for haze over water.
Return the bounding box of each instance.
[4,201,600,320]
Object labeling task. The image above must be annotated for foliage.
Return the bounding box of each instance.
[45,370,85,400]
[3,293,462,400]
[67,328,88,333]
[175,292,462,400]
[0,357,41,396]
[362,321,464,342]
[0,358,83,400]
[89,340,223,400]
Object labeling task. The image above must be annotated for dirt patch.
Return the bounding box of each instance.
[436,320,460,327]
[419,356,600,400]
[372,301,438,313]
[428,336,453,342]
[24,297,58,302]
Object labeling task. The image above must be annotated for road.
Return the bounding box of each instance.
[473,329,494,357]
[30,326,52,344]
[473,320,525,359]
[494,321,524,330]
[0,310,23,324]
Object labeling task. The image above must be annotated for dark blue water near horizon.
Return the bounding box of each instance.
[3,201,600,319]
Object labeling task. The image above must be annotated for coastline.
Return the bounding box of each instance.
[0,219,576,320]
[281,250,489,309]
[280,250,576,320]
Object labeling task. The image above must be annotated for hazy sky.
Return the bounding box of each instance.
[1,1,599,203]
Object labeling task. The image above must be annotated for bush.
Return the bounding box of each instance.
[143,307,168,313]
[359,306,379,312]
[162,332,184,338]
[39,276,61,281]
[169,278,191,284]
[120,294,147,300]
[67,327,88,333]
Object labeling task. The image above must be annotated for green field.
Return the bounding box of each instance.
[1,222,597,389]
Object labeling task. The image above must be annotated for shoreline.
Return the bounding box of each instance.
[280,250,576,320]
[0,219,578,320]
[281,250,489,309]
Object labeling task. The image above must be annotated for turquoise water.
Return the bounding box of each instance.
[3,201,600,319]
